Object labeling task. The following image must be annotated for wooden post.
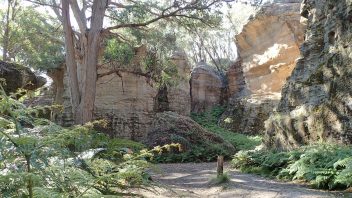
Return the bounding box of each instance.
[217,155,224,177]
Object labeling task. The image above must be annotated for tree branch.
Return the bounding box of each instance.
[69,0,87,32]
[105,0,223,31]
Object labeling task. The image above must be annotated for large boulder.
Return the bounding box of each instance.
[144,111,235,153]
[221,0,305,135]
[265,0,352,149]
[0,61,46,94]
[191,62,225,113]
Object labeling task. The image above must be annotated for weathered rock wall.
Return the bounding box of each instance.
[220,0,305,135]
[167,52,191,116]
[62,48,191,141]
[191,62,224,113]
[265,0,352,149]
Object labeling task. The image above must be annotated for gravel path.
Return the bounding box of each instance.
[134,162,351,198]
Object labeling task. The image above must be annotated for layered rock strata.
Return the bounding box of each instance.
[191,62,224,113]
[220,0,305,134]
[265,0,352,149]
[62,48,192,140]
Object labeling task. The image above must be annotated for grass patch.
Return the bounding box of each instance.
[209,172,230,185]
[231,144,352,190]
[191,106,262,150]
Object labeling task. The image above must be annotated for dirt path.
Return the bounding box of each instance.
[134,163,351,198]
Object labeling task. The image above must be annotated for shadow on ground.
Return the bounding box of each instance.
[134,162,351,198]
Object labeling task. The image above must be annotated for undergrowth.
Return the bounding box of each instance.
[0,82,176,197]
[191,106,262,150]
[232,144,352,190]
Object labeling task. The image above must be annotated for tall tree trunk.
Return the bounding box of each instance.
[78,0,107,123]
[61,0,81,123]
[2,0,12,61]
[61,0,107,124]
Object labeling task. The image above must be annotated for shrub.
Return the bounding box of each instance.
[231,144,352,190]
[0,83,174,197]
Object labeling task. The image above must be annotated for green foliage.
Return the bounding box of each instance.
[0,4,64,70]
[191,106,262,150]
[154,142,232,163]
[231,144,352,190]
[104,38,135,65]
[0,83,174,197]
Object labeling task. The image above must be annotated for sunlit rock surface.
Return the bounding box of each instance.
[221,0,304,135]
[265,0,352,149]
[235,0,304,94]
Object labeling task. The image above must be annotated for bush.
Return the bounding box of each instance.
[231,144,352,190]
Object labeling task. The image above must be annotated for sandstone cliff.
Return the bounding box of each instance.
[62,47,192,140]
[235,0,304,95]
[220,0,305,134]
[265,0,352,149]
[191,62,225,113]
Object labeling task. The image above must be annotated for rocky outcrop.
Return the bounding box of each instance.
[0,61,46,94]
[235,0,304,94]
[265,0,352,149]
[95,67,158,140]
[191,62,224,113]
[144,111,235,152]
[221,0,305,135]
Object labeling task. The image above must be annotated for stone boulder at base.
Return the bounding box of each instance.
[220,0,305,135]
[265,0,352,150]
[191,62,225,113]
[145,111,235,153]
[0,61,46,94]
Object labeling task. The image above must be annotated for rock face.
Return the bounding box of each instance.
[220,0,305,135]
[167,52,191,116]
[191,62,224,113]
[265,0,352,149]
[95,68,158,140]
[0,61,46,94]
[221,93,280,135]
[235,0,305,94]
[62,47,192,140]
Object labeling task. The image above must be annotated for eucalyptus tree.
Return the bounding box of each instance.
[27,0,233,124]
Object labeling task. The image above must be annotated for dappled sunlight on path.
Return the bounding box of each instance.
[134,163,350,198]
